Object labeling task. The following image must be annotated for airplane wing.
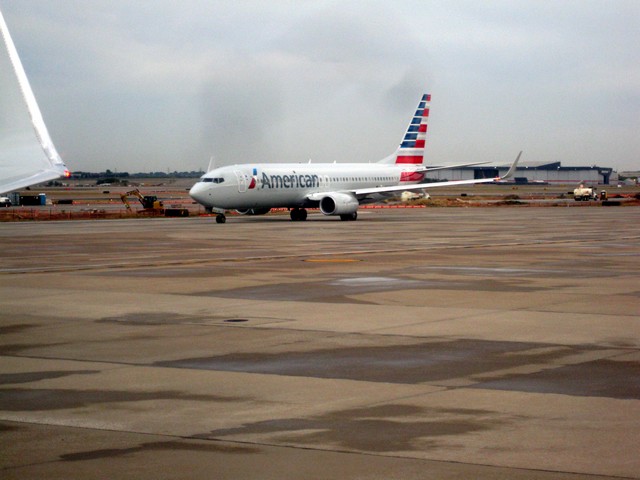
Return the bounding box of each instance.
[304,152,522,203]
[353,152,522,198]
[353,151,521,197]
[0,9,69,194]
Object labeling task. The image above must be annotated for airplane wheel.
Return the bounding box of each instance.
[290,208,307,221]
[340,212,357,221]
[216,214,226,224]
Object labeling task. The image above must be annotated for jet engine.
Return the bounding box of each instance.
[319,193,359,216]
[235,208,271,215]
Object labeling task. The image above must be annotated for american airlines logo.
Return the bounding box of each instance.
[259,172,319,189]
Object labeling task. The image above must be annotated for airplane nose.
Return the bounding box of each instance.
[189,183,208,205]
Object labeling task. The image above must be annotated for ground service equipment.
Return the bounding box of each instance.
[120,189,163,211]
[573,184,598,201]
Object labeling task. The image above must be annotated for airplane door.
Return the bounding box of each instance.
[235,170,247,193]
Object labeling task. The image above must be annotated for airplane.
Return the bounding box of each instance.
[0,8,70,195]
[189,94,521,223]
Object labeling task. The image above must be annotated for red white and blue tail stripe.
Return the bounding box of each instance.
[396,93,430,164]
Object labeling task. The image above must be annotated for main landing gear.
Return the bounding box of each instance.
[215,213,226,223]
[340,212,357,221]
[290,208,308,221]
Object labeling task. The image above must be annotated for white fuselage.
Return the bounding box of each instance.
[189,163,420,210]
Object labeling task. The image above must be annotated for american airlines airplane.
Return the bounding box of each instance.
[0,9,70,195]
[190,94,521,223]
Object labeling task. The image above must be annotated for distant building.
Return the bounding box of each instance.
[425,161,613,185]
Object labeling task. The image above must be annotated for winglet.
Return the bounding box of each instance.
[497,151,522,181]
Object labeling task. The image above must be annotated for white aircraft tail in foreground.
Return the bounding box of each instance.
[190,94,521,223]
[0,9,70,194]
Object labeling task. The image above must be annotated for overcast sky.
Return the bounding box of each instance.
[2,0,639,172]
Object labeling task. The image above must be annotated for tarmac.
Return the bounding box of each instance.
[1,207,639,479]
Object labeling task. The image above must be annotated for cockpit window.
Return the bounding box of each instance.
[201,177,224,183]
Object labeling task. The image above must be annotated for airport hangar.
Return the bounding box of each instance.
[426,161,613,184]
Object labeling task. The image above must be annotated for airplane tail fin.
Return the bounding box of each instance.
[379,93,430,165]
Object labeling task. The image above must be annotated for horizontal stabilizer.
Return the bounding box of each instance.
[415,161,491,173]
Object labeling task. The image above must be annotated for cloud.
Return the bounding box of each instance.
[2,0,638,171]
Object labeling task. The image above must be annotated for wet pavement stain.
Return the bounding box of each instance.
[0,388,248,411]
[0,422,21,433]
[98,313,214,326]
[193,282,377,304]
[192,276,541,304]
[156,339,587,384]
[0,324,37,335]
[198,404,511,453]
[0,370,99,385]
[474,358,640,400]
[60,440,259,462]
[0,342,67,355]
[154,339,637,399]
